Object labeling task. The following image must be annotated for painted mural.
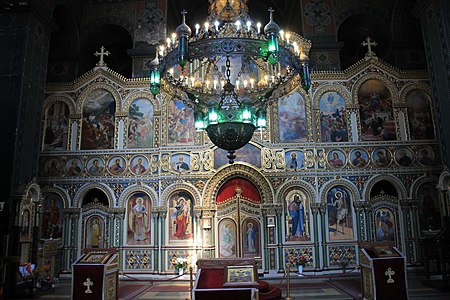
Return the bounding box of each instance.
[285,190,310,241]
[219,218,237,258]
[214,143,261,168]
[327,187,353,240]
[285,150,305,171]
[374,208,396,243]
[41,194,64,240]
[85,216,104,249]
[168,191,194,243]
[65,158,83,176]
[372,148,391,167]
[417,183,442,231]
[130,155,149,175]
[327,149,346,168]
[349,149,369,168]
[86,157,105,176]
[358,79,396,141]
[406,90,435,140]
[108,156,126,175]
[171,154,190,172]
[127,193,151,245]
[128,98,154,148]
[242,218,261,258]
[44,158,61,176]
[81,89,116,149]
[43,102,69,151]
[168,99,194,144]
[278,91,307,142]
[319,91,348,142]
[417,147,435,166]
[395,148,414,167]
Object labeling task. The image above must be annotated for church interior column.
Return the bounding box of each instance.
[151,210,159,273]
[318,202,328,270]
[400,201,416,264]
[310,202,320,270]
[275,208,284,273]
[68,115,80,151]
[159,211,167,273]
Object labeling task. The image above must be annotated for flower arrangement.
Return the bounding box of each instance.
[18,263,37,282]
[175,257,188,270]
[288,254,308,267]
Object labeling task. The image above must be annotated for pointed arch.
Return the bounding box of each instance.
[118,183,158,208]
[73,182,116,208]
[364,175,407,202]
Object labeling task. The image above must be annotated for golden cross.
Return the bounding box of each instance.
[94,46,110,67]
[361,36,377,57]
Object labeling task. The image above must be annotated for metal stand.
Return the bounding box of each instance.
[286,265,292,300]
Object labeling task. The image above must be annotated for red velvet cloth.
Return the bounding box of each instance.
[196,270,281,300]
[196,269,224,289]
[216,177,261,204]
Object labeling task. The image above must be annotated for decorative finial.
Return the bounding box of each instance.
[94,46,110,67]
[361,36,377,58]
[181,9,187,22]
[176,9,192,36]
[268,7,274,20]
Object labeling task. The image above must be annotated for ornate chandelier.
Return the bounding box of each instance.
[150,0,311,163]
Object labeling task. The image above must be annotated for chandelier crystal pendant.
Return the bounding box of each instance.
[150,0,311,163]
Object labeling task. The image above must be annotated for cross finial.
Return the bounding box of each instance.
[181,9,187,22]
[94,46,110,67]
[268,7,274,20]
[361,36,377,57]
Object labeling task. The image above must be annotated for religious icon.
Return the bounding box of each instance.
[374,208,396,243]
[406,90,435,140]
[417,147,435,166]
[358,79,396,141]
[168,191,194,243]
[127,193,151,244]
[168,99,194,145]
[327,149,346,168]
[65,158,83,176]
[171,154,190,172]
[43,102,69,151]
[319,91,348,142]
[81,89,116,150]
[85,216,104,249]
[128,98,154,148]
[130,155,148,175]
[395,148,414,167]
[44,159,61,177]
[86,157,105,176]
[41,194,64,239]
[218,218,237,258]
[417,183,441,231]
[20,209,31,242]
[107,156,126,175]
[349,149,369,168]
[372,148,391,167]
[242,218,261,258]
[285,190,310,242]
[285,150,305,171]
[327,186,353,240]
[278,91,307,142]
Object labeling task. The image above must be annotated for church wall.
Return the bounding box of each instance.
[35,57,444,274]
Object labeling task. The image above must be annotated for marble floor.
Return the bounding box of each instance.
[9,271,450,300]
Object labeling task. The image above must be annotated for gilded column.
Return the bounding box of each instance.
[310,202,320,270]
[353,201,365,241]
[152,210,159,273]
[159,210,167,273]
[318,202,328,270]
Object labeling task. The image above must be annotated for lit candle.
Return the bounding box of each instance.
[204,22,209,34]
[236,80,240,90]
[256,22,261,34]
[171,33,176,45]
[166,37,171,49]
[214,20,219,34]
[280,30,285,41]
[213,79,218,90]
[246,20,251,32]
[221,80,225,90]
[250,78,255,89]
[195,24,200,36]
[206,80,210,90]
[159,45,165,57]
[191,76,195,87]
[285,32,290,44]
[264,75,269,86]
[235,20,241,32]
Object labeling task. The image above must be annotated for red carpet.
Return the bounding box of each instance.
[146,284,190,292]
[118,284,150,300]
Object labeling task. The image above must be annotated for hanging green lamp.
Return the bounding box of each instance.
[176,10,192,68]
[149,56,161,96]
[264,7,280,65]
